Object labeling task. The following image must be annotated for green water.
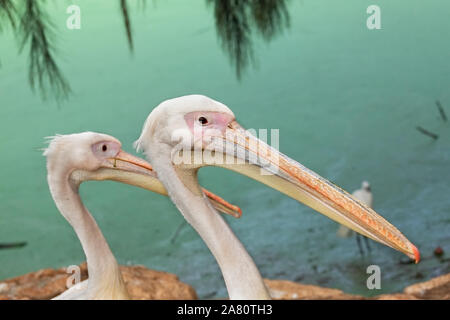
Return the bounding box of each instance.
[1,0,449,298]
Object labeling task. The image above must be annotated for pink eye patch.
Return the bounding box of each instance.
[184,111,234,135]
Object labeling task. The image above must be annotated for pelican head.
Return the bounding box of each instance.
[44,132,161,190]
[135,95,419,263]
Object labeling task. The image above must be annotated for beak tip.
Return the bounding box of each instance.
[412,244,420,264]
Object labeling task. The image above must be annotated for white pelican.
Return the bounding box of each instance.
[134,95,420,300]
[338,181,374,255]
[44,132,242,300]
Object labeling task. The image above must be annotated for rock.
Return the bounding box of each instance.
[374,293,418,300]
[0,262,197,300]
[265,274,450,300]
[0,267,71,300]
[120,265,197,300]
[1,264,449,300]
[403,273,450,300]
[264,279,364,300]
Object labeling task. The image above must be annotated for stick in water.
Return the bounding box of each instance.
[170,221,188,244]
[0,242,27,250]
[436,100,447,122]
[416,126,439,140]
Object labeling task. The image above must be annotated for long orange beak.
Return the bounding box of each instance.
[197,120,419,263]
[97,150,242,218]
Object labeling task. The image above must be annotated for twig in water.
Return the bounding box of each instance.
[170,220,187,244]
[416,126,439,140]
[436,100,447,122]
[0,241,27,250]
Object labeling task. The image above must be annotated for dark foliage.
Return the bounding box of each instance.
[18,0,71,102]
[120,0,134,52]
[0,0,291,102]
[207,0,290,78]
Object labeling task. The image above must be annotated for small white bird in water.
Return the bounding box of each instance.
[352,181,373,208]
[337,181,373,255]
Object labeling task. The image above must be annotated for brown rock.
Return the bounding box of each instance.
[0,262,196,300]
[403,273,450,300]
[265,273,450,300]
[2,265,449,300]
[120,265,197,300]
[0,266,77,300]
[264,279,364,300]
[374,293,418,300]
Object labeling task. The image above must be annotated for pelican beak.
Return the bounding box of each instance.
[201,120,419,263]
[98,150,242,218]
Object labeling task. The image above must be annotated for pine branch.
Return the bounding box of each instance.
[120,0,134,52]
[250,0,290,40]
[0,0,17,31]
[208,0,253,79]
[18,0,71,102]
[207,0,290,79]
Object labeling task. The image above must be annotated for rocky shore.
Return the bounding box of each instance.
[0,263,448,300]
[264,273,450,300]
[0,263,197,300]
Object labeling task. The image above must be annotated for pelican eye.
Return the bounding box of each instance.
[198,116,209,125]
[92,141,120,159]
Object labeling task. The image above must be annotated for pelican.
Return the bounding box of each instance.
[134,94,420,300]
[338,181,373,255]
[43,132,241,300]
